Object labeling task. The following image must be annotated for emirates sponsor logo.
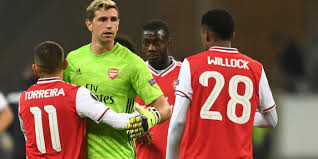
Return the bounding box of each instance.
[108,68,118,80]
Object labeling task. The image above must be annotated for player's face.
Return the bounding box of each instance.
[87,8,119,44]
[142,29,169,67]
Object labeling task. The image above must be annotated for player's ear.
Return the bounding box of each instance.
[85,19,93,32]
[231,32,235,41]
[206,30,214,43]
[201,27,210,43]
[63,60,68,70]
[32,64,39,76]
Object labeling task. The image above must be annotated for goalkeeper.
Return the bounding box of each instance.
[19,41,145,159]
[63,0,172,158]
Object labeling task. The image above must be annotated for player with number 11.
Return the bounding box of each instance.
[18,41,145,159]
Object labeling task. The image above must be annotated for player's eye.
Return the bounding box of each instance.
[99,17,107,22]
[143,41,150,47]
[111,17,118,22]
[154,40,161,46]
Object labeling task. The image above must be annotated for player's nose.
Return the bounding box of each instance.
[148,44,156,52]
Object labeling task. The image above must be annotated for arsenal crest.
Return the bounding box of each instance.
[108,68,118,80]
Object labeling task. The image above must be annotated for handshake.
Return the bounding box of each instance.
[126,103,160,141]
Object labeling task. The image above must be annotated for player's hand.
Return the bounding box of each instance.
[135,103,160,130]
[136,131,153,145]
[126,116,144,138]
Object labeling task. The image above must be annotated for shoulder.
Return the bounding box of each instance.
[115,44,145,65]
[182,51,208,66]
[117,44,142,58]
[238,52,263,67]
[66,44,90,61]
[59,81,81,89]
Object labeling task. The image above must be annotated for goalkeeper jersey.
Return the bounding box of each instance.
[63,43,163,159]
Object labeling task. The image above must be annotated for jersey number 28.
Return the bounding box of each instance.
[30,105,61,153]
[199,71,253,124]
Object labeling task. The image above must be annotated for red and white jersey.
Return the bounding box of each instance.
[19,77,109,159]
[136,57,181,159]
[174,47,276,159]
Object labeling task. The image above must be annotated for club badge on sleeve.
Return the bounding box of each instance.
[108,68,119,80]
[148,78,156,86]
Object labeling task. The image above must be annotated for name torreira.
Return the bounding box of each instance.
[208,56,249,70]
[24,88,65,100]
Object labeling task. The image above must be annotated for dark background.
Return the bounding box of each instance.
[1,1,318,158]
[1,0,316,92]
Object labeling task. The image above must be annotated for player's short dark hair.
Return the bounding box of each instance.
[201,9,234,40]
[33,41,64,74]
[142,19,169,37]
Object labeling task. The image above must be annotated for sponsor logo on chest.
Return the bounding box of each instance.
[108,68,119,80]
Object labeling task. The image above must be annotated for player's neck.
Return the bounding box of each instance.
[151,57,172,70]
[39,72,63,79]
[91,39,114,54]
[211,41,231,48]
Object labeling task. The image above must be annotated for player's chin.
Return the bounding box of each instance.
[148,59,161,67]
[101,38,114,44]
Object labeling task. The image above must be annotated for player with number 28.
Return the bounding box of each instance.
[166,9,278,159]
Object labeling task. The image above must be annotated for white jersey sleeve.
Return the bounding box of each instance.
[166,95,191,159]
[253,68,278,128]
[258,67,276,112]
[18,104,27,141]
[0,92,8,111]
[75,87,135,130]
[175,58,192,100]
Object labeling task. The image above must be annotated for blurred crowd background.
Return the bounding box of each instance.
[1,0,318,159]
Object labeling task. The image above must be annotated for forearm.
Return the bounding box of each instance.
[166,95,190,159]
[254,108,278,128]
[149,95,172,123]
[100,109,136,130]
[0,106,14,135]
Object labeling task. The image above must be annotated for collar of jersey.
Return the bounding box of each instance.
[88,42,119,57]
[37,77,62,84]
[209,46,239,53]
[146,56,177,77]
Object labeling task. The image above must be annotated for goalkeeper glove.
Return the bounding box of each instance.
[135,103,161,131]
[126,116,144,138]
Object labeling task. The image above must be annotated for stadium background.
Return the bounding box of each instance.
[0,0,317,158]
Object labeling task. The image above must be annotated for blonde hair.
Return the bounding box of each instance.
[86,0,119,21]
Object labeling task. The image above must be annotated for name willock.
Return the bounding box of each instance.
[208,56,249,70]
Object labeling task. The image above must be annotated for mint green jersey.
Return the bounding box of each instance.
[63,43,163,159]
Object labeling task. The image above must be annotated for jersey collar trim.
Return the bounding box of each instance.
[146,56,176,77]
[209,46,239,53]
[37,77,62,84]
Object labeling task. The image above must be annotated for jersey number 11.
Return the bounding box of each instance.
[30,105,61,153]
